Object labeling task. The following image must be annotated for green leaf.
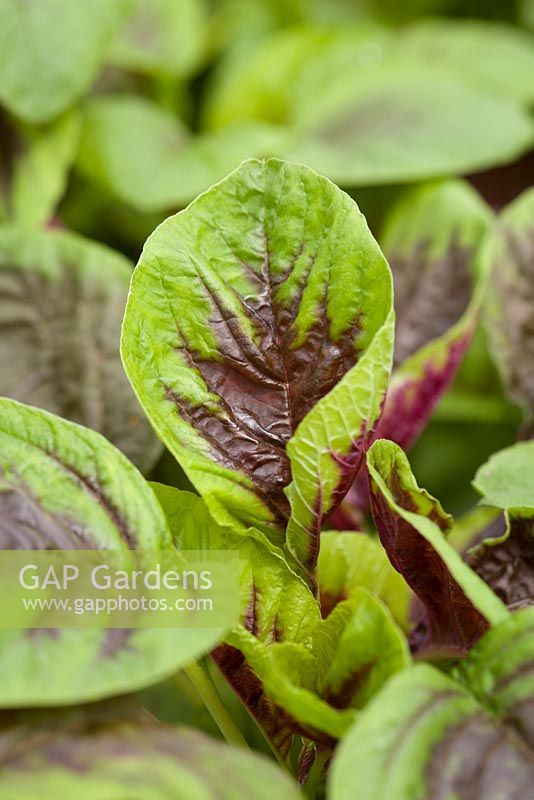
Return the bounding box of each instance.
[204,20,534,184]
[285,301,393,574]
[0,110,80,227]
[377,179,492,451]
[287,65,534,185]
[367,439,509,652]
[0,719,301,800]
[326,179,494,529]
[330,610,534,800]
[227,627,358,744]
[151,483,320,646]
[203,24,388,131]
[447,504,504,553]
[0,227,161,472]
[317,531,410,629]
[0,399,228,706]
[122,158,394,567]
[454,608,534,744]
[154,484,408,750]
[468,442,534,610]
[77,94,288,213]
[152,482,322,755]
[0,0,131,124]
[483,187,534,430]
[393,20,534,104]
[229,586,409,743]
[108,0,209,78]
[473,441,534,515]
[313,588,410,714]
[383,180,492,369]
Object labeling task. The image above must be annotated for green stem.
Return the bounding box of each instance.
[302,748,329,799]
[184,658,249,749]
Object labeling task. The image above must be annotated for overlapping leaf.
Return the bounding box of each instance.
[335,181,492,525]
[317,530,410,627]
[467,442,534,610]
[367,439,508,654]
[330,609,533,800]
[153,482,321,756]
[108,0,208,78]
[473,441,534,516]
[0,110,80,227]
[0,0,131,124]
[122,158,394,573]
[0,716,301,800]
[77,95,288,213]
[393,20,534,104]
[204,23,534,186]
[0,227,161,471]
[0,399,228,706]
[483,187,534,434]
[154,484,409,757]
[288,65,533,185]
[377,179,493,451]
[205,20,534,144]
[454,609,534,745]
[228,587,409,744]
[203,25,389,131]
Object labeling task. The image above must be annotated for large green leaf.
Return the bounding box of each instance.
[203,24,388,131]
[207,19,527,138]
[0,227,161,471]
[287,65,534,185]
[204,20,534,184]
[154,484,409,754]
[0,0,131,124]
[108,0,208,78]
[122,158,394,571]
[393,20,534,104]
[483,187,534,433]
[0,399,228,706]
[330,609,534,800]
[0,717,301,800]
[77,95,288,213]
[367,439,508,653]
[0,110,80,226]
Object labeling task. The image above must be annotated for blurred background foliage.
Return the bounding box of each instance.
[0,0,533,747]
[0,2,532,555]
